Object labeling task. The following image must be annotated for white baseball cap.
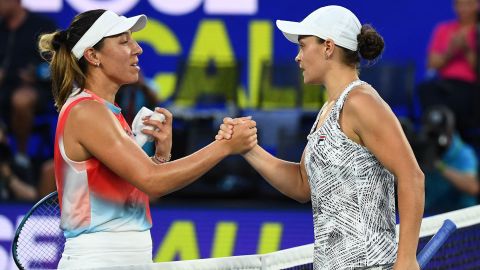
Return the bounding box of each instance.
[71,10,147,59]
[276,5,361,51]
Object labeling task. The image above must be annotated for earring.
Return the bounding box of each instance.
[95,62,100,67]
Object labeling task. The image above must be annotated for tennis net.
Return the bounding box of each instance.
[105,205,480,270]
[14,203,480,269]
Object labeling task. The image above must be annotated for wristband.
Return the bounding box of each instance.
[152,153,171,164]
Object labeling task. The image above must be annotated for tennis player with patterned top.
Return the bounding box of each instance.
[217,5,424,270]
[38,9,257,268]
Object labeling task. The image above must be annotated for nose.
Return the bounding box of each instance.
[295,51,301,63]
[133,40,143,56]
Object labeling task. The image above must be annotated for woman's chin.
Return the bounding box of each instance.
[303,76,321,85]
[125,75,139,84]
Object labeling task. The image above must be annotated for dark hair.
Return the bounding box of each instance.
[316,24,384,68]
[356,24,384,61]
[38,9,107,110]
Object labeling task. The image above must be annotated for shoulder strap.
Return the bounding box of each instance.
[333,80,366,120]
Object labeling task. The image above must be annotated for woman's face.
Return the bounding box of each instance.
[295,36,326,84]
[96,32,143,85]
[454,0,478,22]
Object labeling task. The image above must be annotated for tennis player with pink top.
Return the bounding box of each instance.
[38,9,257,268]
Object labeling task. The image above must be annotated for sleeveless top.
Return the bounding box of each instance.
[304,80,397,269]
[54,90,152,238]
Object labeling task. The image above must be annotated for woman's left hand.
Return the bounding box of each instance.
[215,116,253,140]
[141,107,173,161]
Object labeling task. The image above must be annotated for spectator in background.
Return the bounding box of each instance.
[418,0,479,136]
[0,120,37,201]
[0,0,56,163]
[421,106,479,215]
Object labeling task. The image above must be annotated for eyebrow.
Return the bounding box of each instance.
[107,32,129,39]
[298,35,308,42]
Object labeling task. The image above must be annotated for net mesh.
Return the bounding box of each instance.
[414,206,480,270]
[12,197,480,270]
[133,205,480,270]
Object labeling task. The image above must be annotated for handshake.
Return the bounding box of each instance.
[214,116,258,155]
[132,107,257,156]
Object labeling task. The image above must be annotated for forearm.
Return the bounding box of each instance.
[396,170,424,260]
[440,166,479,196]
[428,53,450,70]
[9,175,38,201]
[145,140,230,197]
[242,145,310,202]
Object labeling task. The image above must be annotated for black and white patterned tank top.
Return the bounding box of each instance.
[304,80,397,270]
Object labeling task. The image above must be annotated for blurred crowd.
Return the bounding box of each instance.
[0,0,479,216]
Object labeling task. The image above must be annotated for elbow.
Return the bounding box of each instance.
[146,179,171,198]
[293,189,311,204]
[412,168,425,205]
[295,197,311,204]
[415,168,425,189]
[473,185,480,196]
[412,168,425,198]
[145,186,165,198]
[469,177,480,196]
[138,172,169,198]
[397,167,425,194]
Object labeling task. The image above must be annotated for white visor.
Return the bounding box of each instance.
[71,10,147,59]
[276,5,361,51]
[276,20,319,44]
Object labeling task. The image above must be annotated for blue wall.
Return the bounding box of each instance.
[34,0,457,107]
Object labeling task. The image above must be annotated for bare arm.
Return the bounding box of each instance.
[243,145,310,202]
[428,30,476,70]
[428,52,451,70]
[344,87,424,269]
[436,162,479,196]
[218,118,310,203]
[428,50,476,70]
[1,164,37,201]
[65,101,257,198]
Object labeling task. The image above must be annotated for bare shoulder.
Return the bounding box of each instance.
[68,99,117,128]
[341,83,397,138]
[66,99,128,154]
[343,83,387,116]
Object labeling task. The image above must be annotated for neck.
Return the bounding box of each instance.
[84,75,119,104]
[459,16,477,26]
[323,66,359,102]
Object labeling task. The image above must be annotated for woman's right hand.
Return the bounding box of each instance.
[220,118,257,154]
[215,116,251,141]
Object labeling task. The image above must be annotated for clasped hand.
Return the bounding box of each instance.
[215,116,258,154]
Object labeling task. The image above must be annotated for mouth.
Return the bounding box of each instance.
[131,62,140,70]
